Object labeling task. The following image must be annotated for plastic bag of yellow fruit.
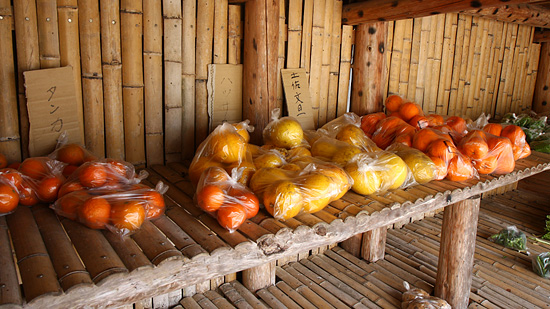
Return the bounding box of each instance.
[311,136,364,166]
[263,108,309,149]
[189,122,256,188]
[250,161,352,220]
[319,113,380,152]
[344,151,416,195]
[386,143,437,184]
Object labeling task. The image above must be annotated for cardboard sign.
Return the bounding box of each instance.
[281,69,315,130]
[207,64,243,131]
[24,66,84,156]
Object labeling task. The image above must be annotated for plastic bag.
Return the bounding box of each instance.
[401,282,450,309]
[263,108,308,149]
[360,112,386,138]
[371,116,417,150]
[466,113,491,131]
[189,122,255,187]
[0,176,19,215]
[318,113,380,152]
[16,157,67,203]
[386,144,437,184]
[48,132,98,177]
[311,136,364,166]
[344,151,415,195]
[532,252,550,278]
[500,124,530,160]
[195,166,259,232]
[489,226,527,252]
[530,138,550,153]
[52,181,167,236]
[458,130,515,175]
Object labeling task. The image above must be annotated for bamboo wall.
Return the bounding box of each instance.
[384,13,541,120]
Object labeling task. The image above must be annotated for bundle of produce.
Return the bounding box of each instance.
[58,159,147,198]
[15,157,67,204]
[314,113,381,152]
[458,129,516,175]
[386,144,437,184]
[52,181,167,237]
[195,167,259,232]
[532,252,550,278]
[0,176,19,215]
[189,122,255,187]
[371,116,416,149]
[311,136,364,166]
[489,226,527,252]
[263,108,308,149]
[401,281,451,309]
[502,112,547,142]
[384,94,425,122]
[48,133,98,177]
[250,160,351,220]
[344,151,415,195]
[360,112,386,137]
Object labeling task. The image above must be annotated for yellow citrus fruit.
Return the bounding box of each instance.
[344,161,382,195]
[331,145,362,166]
[224,160,256,186]
[281,163,302,171]
[263,180,303,220]
[286,146,312,159]
[189,157,224,187]
[249,167,291,198]
[207,132,246,164]
[311,139,340,159]
[317,165,351,199]
[263,118,304,149]
[247,144,262,157]
[299,173,333,213]
[253,152,284,169]
[336,124,380,152]
[232,122,250,143]
[377,152,408,190]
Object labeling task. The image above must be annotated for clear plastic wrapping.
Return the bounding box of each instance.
[315,113,380,152]
[489,226,527,252]
[532,251,550,278]
[17,157,67,203]
[263,108,308,149]
[311,136,364,166]
[360,112,386,138]
[49,133,98,177]
[500,124,530,160]
[386,144,437,184]
[371,116,417,149]
[0,175,19,215]
[52,181,168,236]
[457,130,515,175]
[401,282,450,309]
[412,128,458,180]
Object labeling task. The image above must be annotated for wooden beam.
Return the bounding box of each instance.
[342,0,532,25]
[533,42,550,113]
[534,28,550,42]
[462,4,550,28]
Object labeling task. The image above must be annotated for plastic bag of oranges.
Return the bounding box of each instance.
[195,166,260,232]
[58,159,148,198]
[16,157,67,203]
[458,130,515,175]
[0,176,20,215]
[371,116,416,150]
[52,181,167,236]
[48,132,98,177]
[189,122,255,188]
[263,108,309,150]
[344,151,415,195]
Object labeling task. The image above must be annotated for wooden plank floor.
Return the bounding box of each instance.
[178,171,550,309]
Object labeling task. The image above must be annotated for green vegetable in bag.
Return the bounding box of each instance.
[532,252,550,278]
[530,139,550,154]
[489,226,527,252]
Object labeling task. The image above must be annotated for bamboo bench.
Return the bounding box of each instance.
[1,151,549,308]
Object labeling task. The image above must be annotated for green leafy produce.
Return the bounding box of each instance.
[543,215,550,241]
[532,252,550,278]
[502,113,548,142]
[531,140,550,154]
[489,226,527,252]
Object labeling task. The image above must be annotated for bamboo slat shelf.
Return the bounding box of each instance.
[1,151,550,308]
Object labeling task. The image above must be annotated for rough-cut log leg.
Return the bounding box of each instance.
[361,227,387,262]
[340,234,363,257]
[435,195,481,308]
[242,261,276,292]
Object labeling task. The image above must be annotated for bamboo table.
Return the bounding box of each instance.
[1,151,549,308]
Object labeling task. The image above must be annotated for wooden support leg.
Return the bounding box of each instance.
[340,234,363,257]
[242,261,276,292]
[361,227,387,262]
[435,195,480,309]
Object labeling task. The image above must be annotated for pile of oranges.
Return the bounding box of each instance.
[195,167,259,231]
[51,143,98,177]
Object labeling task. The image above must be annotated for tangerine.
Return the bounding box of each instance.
[110,200,146,232]
[37,175,64,202]
[0,153,7,169]
[18,180,39,206]
[7,162,20,169]
[57,191,90,220]
[473,155,497,174]
[519,143,531,159]
[445,116,467,134]
[0,184,19,214]
[426,139,458,162]
[228,187,259,219]
[458,130,489,160]
[446,155,475,181]
[0,168,23,189]
[58,181,84,198]
[79,163,108,188]
[208,131,246,163]
[57,143,86,165]
[412,128,444,153]
[500,125,527,160]
[398,102,422,122]
[189,157,224,187]
[429,156,448,180]
[487,136,515,174]
[385,95,404,113]
[19,158,48,180]
[143,191,165,219]
[197,185,226,212]
[408,115,429,130]
[426,114,444,127]
[78,197,111,229]
[483,123,503,136]
[394,134,412,147]
[62,165,79,178]
[216,202,247,231]
[360,112,386,137]
[232,122,250,143]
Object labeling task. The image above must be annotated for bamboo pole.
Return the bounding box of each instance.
[525,42,541,112]
[469,18,487,119]
[164,0,182,163]
[13,0,40,159]
[336,25,352,117]
[227,5,241,65]
[398,19,413,98]
[351,22,387,115]
[58,0,84,151]
[407,18,422,101]
[287,0,303,69]
[267,0,280,119]
[521,34,535,113]
[436,13,457,115]
[512,26,531,114]
[460,16,480,118]
[195,0,214,143]
[79,0,105,157]
[326,0,342,122]
[415,16,431,105]
[388,20,405,95]
[99,0,124,160]
[497,23,519,118]
[121,0,145,166]
[384,20,394,102]
[454,15,472,117]
[426,14,445,114]
[480,19,496,116]
[0,2,22,162]
[301,0,313,74]
[489,22,507,118]
[143,0,163,165]
[213,0,227,64]
[309,0,325,127]
[182,0,196,159]
[276,0,285,114]
[318,0,333,126]
[36,0,60,68]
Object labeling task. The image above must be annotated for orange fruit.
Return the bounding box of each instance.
[426,138,458,162]
[19,158,49,180]
[398,102,422,122]
[429,156,448,180]
[483,123,502,136]
[37,175,64,202]
[207,131,246,164]
[360,112,386,138]
[0,184,19,214]
[57,143,86,166]
[487,136,515,174]
[79,163,108,188]
[446,155,475,181]
[7,162,20,169]
[412,128,445,153]
[458,130,489,160]
[0,168,23,189]
[57,191,90,220]
[110,200,146,232]
[394,133,412,147]
[408,115,429,130]
[143,191,165,219]
[62,165,79,178]
[426,114,444,127]
[189,157,224,187]
[18,180,39,206]
[0,153,7,169]
[473,155,497,174]
[216,202,247,231]
[105,159,129,179]
[78,197,111,229]
[228,187,259,219]
[519,143,531,159]
[385,95,404,113]
[500,125,527,160]
[58,181,84,198]
[445,116,467,134]
[232,122,251,143]
[197,184,225,212]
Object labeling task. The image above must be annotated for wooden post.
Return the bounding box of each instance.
[182,0,196,159]
[0,2,22,163]
[242,261,276,292]
[228,5,241,65]
[243,0,279,144]
[350,22,387,116]
[435,195,481,309]
[213,0,228,64]
[361,226,387,263]
[337,25,353,117]
[533,42,550,114]
[195,0,214,144]
[340,234,362,258]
